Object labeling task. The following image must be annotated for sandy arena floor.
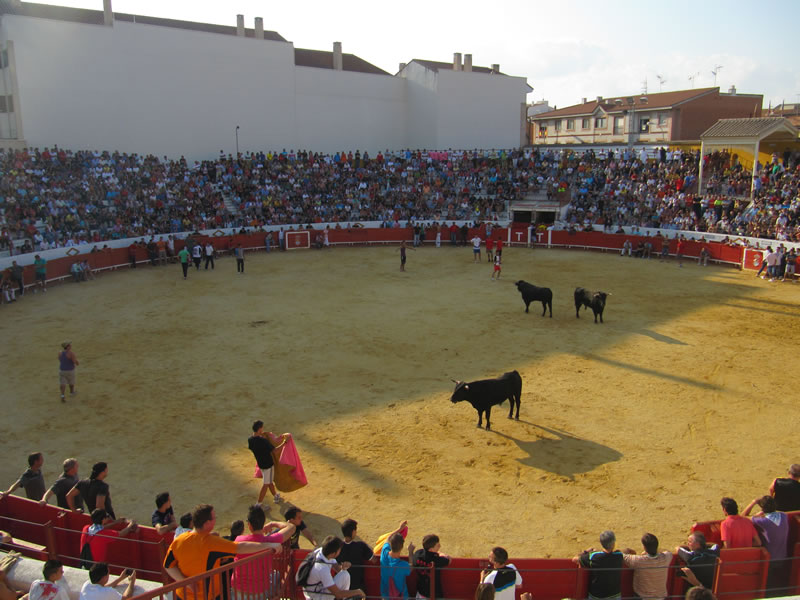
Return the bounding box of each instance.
[1,245,799,559]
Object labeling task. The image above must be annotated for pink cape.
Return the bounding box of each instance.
[254,434,307,492]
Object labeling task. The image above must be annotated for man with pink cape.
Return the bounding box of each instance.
[249,421,307,504]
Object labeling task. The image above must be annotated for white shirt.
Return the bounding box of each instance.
[79,582,122,600]
[303,549,340,600]
[28,579,70,600]
[482,564,522,600]
[472,237,482,249]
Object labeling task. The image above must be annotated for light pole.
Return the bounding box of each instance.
[235,125,240,157]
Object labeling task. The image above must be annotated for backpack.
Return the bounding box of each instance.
[295,551,322,588]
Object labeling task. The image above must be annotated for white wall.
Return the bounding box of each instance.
[0,14,531,160]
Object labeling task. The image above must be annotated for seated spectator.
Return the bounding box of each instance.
[621,241,633,257]
[40,458,83,511]
[675,531,719,589]
[380,533,414,600]
[224,520,245,541]
[27,559,70,600]
[173,512,193,538]
[481,546,522,600]
[622,533,672,600]
[698,247,710,266]
[742,496,790,595]
[151,492,177,535]
[720,497,760,548]
[413,534,450,600]
[232,504,295,598]
[1,452,45,501]
[572,530,623,600]
[337,519,373,594]
[685,587,717,600]
[769,463,800,511]
[79,509,137,567]
[79,563,136,600]
[70,262,83,283]
[1,272,16,304]
[303,536,365,600]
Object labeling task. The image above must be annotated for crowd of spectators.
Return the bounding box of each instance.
[1,145,799,256]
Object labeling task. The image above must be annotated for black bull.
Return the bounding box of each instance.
[574,287,609,323]
[450,370,522,430]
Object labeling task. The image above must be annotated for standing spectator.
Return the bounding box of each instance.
[40,458,83,510]
[719,497,760,549]
[127,243,137,269]
[471,235,482,262]
[285,507,317,549]
[234,244,245,273]
[486,237,494,262]
[622,533,672,600]
[191,243,202,270]
[743,496,790,594]
[491,254,502,281]
[755,247,772,278]
[660,239,670,261]
[79,563,136,600]
[27,559,70,600]
[397,240,414,272]
[247,420,289,505]
[58,341,79,402]
[1,269,16,303]
[782,250,796,281]
[460,223,469,246]
[204,242,215,270]
[9,261,24,297]
[380,533,414,600]
[156,237,167,266]
[163,504,274,600]
[67,462,115,519]
[232,504,295,598]
[0,452,45,501]
[338,519,373,594]
[495,238,503,258]
[675,532,719,590]
[177,245,190,280]
[698,246,710,267]
[279,228,285,251]
[304,536,365,600]
[676,238,686,268]
[572,530,623,600]
[151,492,177,535]
[765,248,779,281]
[769,464,800,511]
[265,231,273,253]
[34,255,47,293]
[413,534,450,600]
[449,223,458,246]
[481,546,522,600]
[166,235,175,262]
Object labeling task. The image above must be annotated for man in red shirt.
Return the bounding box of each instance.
[719,497,760,549]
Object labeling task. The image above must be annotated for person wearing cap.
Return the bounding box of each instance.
[58,341,79,402]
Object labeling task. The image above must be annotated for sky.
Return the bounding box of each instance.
[36,0,800,110]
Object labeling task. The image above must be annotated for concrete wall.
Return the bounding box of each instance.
[0,14,530,159]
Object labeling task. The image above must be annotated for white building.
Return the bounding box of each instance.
[0,0,532,161]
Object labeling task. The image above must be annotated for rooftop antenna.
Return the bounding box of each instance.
[711,65,723,86]
[688,72,699,88]
[641,77,648,95]
[656,74,667,92]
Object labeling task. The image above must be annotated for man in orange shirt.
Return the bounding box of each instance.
[164,504,274,600]
[719,497,760,549]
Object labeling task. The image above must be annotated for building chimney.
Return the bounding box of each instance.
[254,17,264,40]
[596,96,603,102]
[491,63,500,74]
[453,53,462,71]
[464,54,472,72]
[103,0,113,26]
[333,42,343,70]
[728,85,737,95]
[399,62,407,72]
[236,14,245,37]
[581,97,587,104]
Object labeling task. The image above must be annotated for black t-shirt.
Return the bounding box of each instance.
[678,547,719,589]
[413,548,450,599]
[248,435,275,469]
[288,520,307,549]
[80,478,115,519]
[338,540,373,591]
[51,474,82,510]
[773,478,800,511]
[579,550,623,599]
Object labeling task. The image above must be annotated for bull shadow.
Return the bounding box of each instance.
[637,329,687,345]
[492,422,622,480]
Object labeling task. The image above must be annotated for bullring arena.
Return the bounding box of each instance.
[2,237,799,563]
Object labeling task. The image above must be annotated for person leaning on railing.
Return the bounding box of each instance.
[79,563,136,600]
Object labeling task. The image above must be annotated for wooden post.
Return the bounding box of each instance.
[43,520,58,559]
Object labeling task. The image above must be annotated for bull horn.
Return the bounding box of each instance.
[450,378,459,383]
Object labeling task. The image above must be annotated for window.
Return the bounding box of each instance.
[581,118,590,129]
[639,117,650,133]
[554,119,562,131]
[594,117,606,129]
[538,125,547,138]
[658,113,667,126]
[566,119,575,130]
[613,116,624,135]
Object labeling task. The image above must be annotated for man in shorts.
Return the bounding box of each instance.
[59,341,79,402]
[248,421,289,504]
[34,255,47,293]
[491,254,502,280]
[471,235,482,262]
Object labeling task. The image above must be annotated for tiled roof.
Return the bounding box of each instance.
[701,117,798,138]
[532,87,721,119]
[294,48,390,75]
[0,0,287,41]
[408,59,498,75]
